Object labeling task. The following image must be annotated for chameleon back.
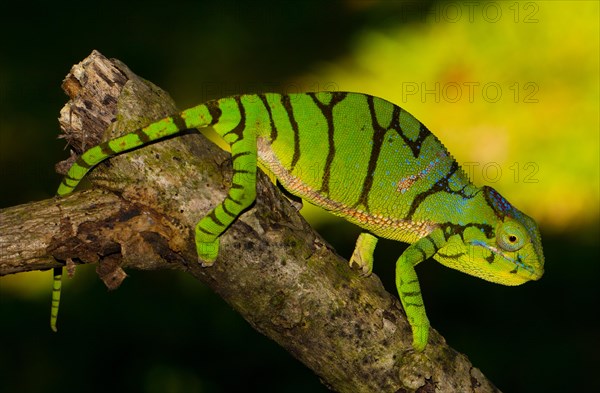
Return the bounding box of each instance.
[242,92,477,243]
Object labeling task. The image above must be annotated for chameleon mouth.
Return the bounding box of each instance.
[469,240,540,279]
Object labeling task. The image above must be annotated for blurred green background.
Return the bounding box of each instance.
[1,1,598,392]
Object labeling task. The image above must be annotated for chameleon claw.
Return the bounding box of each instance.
[359,262,373,277]
[200,259,216,268]
[349,255,373,277]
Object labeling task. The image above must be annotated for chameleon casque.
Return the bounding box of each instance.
[52,92,544,351]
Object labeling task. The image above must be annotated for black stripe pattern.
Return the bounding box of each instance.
[223,96,246,143]
[281,95,301,170]
[404,161,475,221]
[307,92,347,195]
[258,94,277,142]
[354,95,389,212]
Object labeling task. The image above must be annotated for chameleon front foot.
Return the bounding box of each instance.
[349,232,378,277]
[410,322,429,352]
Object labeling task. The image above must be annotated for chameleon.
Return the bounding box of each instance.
[51,92,545,351]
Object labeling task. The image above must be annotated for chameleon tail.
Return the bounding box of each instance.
[50,267,62,332]
[52,101,222,330]
[57,102,221,196]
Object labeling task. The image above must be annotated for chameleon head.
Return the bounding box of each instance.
[435,186,545,286]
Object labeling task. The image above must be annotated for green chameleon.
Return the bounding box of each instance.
[52,92,544,351]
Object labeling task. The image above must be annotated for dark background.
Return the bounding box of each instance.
[1,1,598,392]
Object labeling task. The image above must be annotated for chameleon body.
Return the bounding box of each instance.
[53,92,544,351]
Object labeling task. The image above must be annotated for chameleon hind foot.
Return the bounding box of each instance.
[196,239,220,267]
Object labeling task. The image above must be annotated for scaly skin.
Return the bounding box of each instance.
[53,92,545,351]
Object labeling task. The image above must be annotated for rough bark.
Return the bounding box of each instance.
[0,50,500,393]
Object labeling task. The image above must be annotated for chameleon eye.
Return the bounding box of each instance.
[497,221,527,252]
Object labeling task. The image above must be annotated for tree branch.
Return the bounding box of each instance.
[0,50,500,393]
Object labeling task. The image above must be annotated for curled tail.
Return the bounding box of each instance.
[51,101,222,330]
[57,102,222,195]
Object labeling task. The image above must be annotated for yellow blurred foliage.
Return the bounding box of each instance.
[297,1,599,232]
[0,270,53,299]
